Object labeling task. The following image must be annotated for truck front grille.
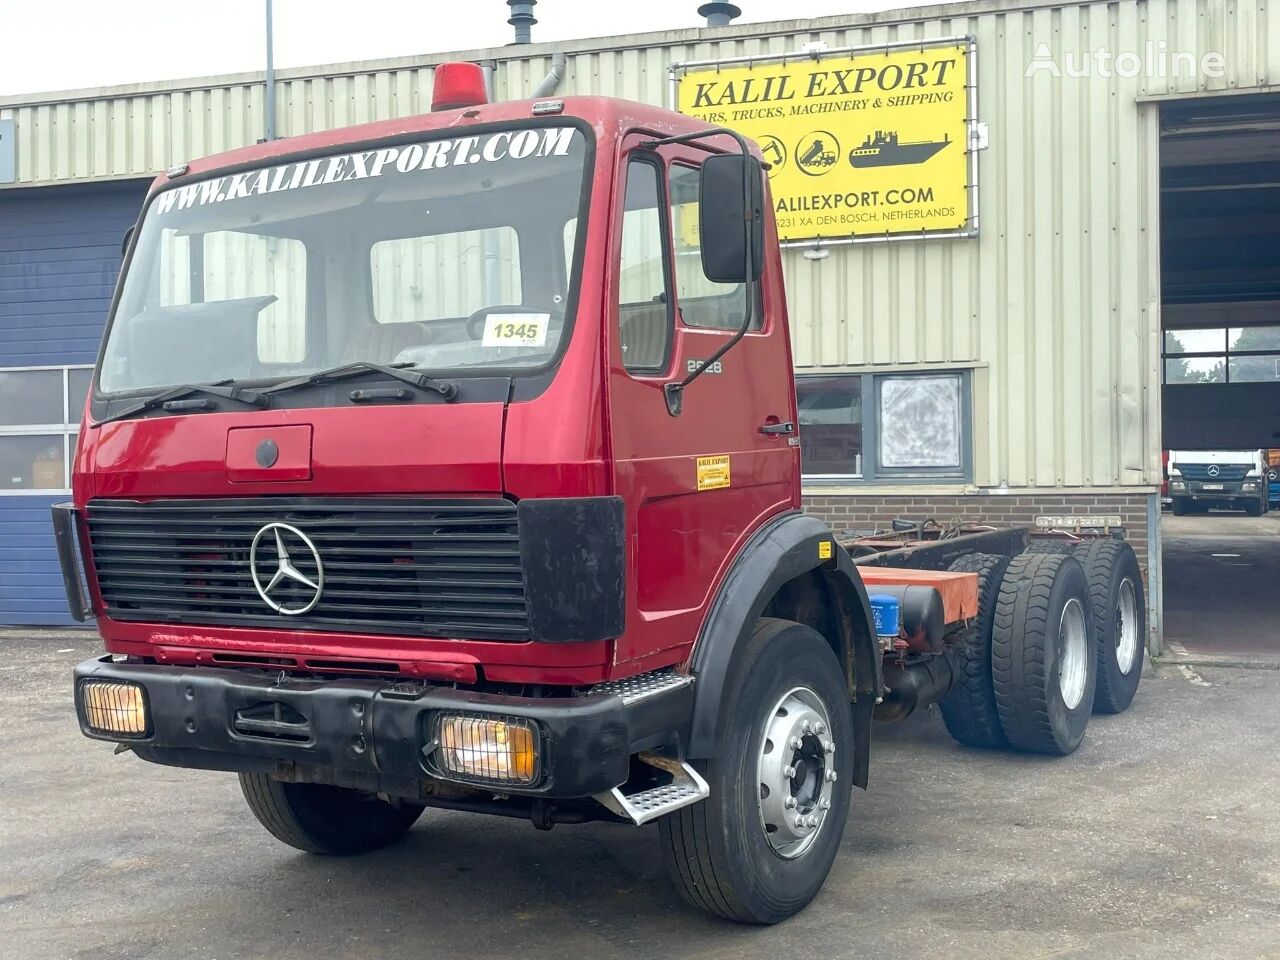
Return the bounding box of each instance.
[1178,464,1250,481]
[85,498,529,640]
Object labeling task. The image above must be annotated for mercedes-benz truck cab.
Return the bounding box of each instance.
[1167,449,1269,516]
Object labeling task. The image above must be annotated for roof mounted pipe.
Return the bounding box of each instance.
[507,0,537,44]
[697,2,741,26]
[532,52,567,98]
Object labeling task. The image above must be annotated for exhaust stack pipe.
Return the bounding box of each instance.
[697,2,741,26]
[507,0,537,44]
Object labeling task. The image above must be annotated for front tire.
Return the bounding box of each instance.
[239,774,425,854]
[659,618,853,924]
[992,554,1097,755]
[1172,498,1188,516]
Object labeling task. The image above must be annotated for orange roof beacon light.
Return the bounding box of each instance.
[431,62,488,112]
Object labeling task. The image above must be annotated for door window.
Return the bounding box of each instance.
[667,163,757,331]
[616,159,673,372]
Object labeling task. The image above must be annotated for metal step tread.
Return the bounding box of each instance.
[594,753,710,825]
[591,668,693,706]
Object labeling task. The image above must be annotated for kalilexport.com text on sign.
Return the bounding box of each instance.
[673,39,977,244]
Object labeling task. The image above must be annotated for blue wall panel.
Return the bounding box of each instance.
[1,179,149,625]
[0,496,74,624]
[0,180,149,366]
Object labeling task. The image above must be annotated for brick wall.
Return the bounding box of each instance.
[802,492,1153,579]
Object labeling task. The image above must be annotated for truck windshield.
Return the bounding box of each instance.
[99,124,590,396]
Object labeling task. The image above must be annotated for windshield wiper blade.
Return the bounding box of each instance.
[264,361,458,402]
[97,380,270,425]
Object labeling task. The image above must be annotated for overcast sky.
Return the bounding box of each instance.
[2,0,939,98]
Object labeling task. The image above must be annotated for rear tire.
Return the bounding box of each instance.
[1023,539,1078,556]
[1172,498,1188,516]
[1073,540,1144,714]
[239,774,425,854]
[938,552,1010,748]
[1245,499,1263,517]
[659,618,853,924]
[992,554,1096,755]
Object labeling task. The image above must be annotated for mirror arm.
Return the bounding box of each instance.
[644,128,757,418]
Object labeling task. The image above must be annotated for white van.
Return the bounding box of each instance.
[1167,450,1269,516]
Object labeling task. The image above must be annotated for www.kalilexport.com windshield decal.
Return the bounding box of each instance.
[153,127,577,216]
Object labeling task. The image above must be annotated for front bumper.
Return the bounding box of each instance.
[1169,481,1261,501]
[74,657,692,799]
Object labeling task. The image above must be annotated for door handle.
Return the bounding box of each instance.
[760,421,795,436]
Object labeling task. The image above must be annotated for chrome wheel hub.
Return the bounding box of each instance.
[757,686,836,859]
[1058,598,1089,710]
[1115,578,1139,674]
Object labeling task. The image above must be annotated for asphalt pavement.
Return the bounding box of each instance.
[1162,511,1280,660]
[2,632,1278,960]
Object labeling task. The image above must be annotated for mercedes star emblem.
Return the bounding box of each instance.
[1207,464,1220,478]
[249,522,325,615]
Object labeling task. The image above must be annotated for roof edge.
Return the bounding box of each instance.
[2,0,1070,108]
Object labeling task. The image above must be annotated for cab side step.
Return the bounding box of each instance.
[593,752,710,826]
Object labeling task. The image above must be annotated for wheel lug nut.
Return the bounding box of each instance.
[823,739,835,753]
[814,722,826,735]
[783,765,796,778]
[819,799,831,811]
[790,736,804,750]
[795,817,806,829]
[801,720,812,733]
[825,770,838,782]
[784,797,797,809]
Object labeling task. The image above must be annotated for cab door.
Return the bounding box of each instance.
[606,135,798,669]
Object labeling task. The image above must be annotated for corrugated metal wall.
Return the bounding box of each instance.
[2,0,1276,489]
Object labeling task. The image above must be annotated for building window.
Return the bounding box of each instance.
[1163,325,1280,384]
[0,365,93,494]
[797,371,970,482]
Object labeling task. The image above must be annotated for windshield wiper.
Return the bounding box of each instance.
[264,361,459,402]
[97,380,270,425]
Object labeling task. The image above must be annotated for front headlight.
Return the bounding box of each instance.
[80,680,149,737]
[434,714,539,785]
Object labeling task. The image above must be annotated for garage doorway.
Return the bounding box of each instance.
[1159,93,1280,658]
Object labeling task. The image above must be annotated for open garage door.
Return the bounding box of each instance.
[0,179,149,626]
[1159,93,1280,659]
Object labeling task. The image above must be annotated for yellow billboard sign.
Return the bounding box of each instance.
[674,40,976,244]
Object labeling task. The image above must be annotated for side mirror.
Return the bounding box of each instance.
[699,154,764,284]
[121,224,135,258]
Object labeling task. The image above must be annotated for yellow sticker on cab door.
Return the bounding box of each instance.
[696,455,731,491]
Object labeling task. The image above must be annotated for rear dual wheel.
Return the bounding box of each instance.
[938,552,1010,748]
[1025,538,1145,714]
[992,553,1096,755]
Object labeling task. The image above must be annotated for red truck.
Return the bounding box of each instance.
[58,65,1146,924]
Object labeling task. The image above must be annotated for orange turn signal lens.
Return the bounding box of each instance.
[80,680,149,737]
[436,715,537,785]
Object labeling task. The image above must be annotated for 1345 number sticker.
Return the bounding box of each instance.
[482,313,549,348]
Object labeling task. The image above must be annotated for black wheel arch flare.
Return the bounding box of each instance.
[686,511,882,788]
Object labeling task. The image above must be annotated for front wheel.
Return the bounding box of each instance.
[659,618,853,924]
[1171,498,1188,516]
[239,773,425,854]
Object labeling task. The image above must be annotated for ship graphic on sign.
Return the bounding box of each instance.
[848,130,951,168]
